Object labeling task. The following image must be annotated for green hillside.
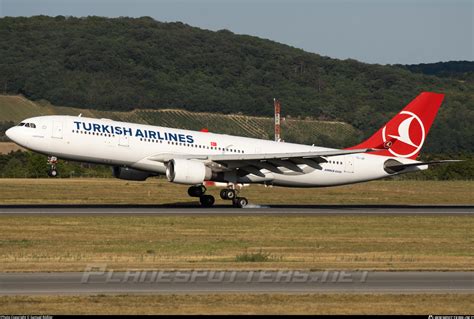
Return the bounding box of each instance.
[399,61,474,82]
[0,95,359,147]
[0,16,472,153]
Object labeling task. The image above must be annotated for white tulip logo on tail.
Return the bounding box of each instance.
[382,111,425,158]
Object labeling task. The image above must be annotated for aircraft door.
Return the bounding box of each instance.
[344,156,354,173]
[104,133,114,147]
[52,121,63,139]
[119,135,129,147]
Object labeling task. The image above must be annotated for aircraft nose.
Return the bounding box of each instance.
[5,127,14,140]
[5,126,23,144]
[5,125,32,148]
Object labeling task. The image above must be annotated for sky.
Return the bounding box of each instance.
[0,0,472,65]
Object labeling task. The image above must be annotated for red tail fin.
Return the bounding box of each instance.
[348,92,444,160]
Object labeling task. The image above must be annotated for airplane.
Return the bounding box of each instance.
[6,92,459,208]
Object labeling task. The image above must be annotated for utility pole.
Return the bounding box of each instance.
[274,98,281,142]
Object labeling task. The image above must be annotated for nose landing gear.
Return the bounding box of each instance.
[188,185,215,208]
[47,156,58,177]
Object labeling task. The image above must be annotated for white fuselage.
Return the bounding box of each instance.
[6,115,423,187]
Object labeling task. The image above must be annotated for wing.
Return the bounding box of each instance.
[147,148,377,176]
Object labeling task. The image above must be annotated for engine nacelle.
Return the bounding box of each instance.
[166,159,212,185]
[113,167,150,181]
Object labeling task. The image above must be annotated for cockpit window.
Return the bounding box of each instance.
[18,122,36,128]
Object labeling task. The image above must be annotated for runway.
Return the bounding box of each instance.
[0,271,472,295]
[0,205,472,215]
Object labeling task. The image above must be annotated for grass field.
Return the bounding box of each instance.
[0,179,472,271]
[0,178,472,205]
[1,214,471,272]
[1,294,472,314]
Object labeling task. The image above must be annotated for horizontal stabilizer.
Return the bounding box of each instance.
[384,159,463,173]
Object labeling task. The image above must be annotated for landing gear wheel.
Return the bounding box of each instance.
[188,185,206,197]
[220,189,236,200]
[48,169,58,177]
[47,156,58,178]
[225,189,236,200]
[200,195,215,207]
[220,189,228,200]
[232,197,248,208]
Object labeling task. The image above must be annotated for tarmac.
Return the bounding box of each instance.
[1,271,472,295]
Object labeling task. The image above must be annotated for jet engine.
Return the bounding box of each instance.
[113,166,150,181]
[166,159,212,185]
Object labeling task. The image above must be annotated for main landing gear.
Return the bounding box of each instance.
[220,188,248,208]
[47,156,58,177]
[188,185,215,208]
[187,185,249,208]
